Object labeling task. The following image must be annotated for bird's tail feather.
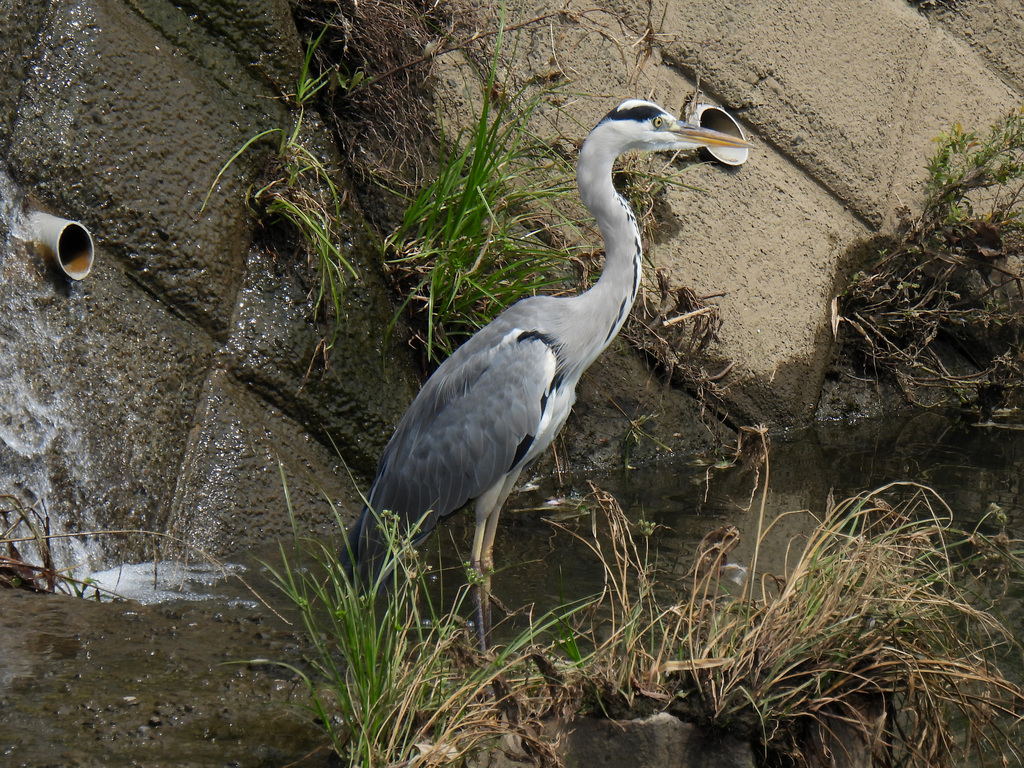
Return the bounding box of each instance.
[338,505,395,594]
[338,506,369,586]
[339,505,435,594]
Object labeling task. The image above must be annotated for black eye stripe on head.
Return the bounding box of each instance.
[602,103,666,124]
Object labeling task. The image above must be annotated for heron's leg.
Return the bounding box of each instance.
[470,476,518,649]
[470,490,498,650]
[473,505,513,650]
[473,574,492,651]
[471,486,501,573]
[479,504,504,572]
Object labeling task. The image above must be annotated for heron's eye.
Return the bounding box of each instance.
[652,116,664,128]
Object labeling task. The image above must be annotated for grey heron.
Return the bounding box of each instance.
[342,99,750,640]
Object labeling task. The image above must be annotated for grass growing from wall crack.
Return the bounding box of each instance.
[205,26,360,351]
[841,106,1024,409]
[382,49,580,365]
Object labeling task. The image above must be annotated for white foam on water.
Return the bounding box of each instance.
[87,560,248,604]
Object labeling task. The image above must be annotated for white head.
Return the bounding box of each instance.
[577,100,751,211]
[588,99,750,155]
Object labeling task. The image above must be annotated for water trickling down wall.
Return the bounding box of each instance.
[0,168,102,571]
[0,0,417,575]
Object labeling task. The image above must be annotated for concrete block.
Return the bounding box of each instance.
[7,0,297,333]
[562,713,754,768]
[167,368,360,556]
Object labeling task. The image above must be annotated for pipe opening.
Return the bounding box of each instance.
[57,223,93,279]
[27,212,94,280]
[695,105,749,167]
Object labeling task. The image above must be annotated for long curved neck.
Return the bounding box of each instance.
[570,135,643,366]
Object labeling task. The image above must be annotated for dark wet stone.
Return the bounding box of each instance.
[0,0,417,561]
[6,0,293,333]
[562,713,753,768]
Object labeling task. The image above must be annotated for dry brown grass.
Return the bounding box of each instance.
[840,107,1024,412]
[556,457,1024,768]
[292,0,446,198]
[0,496,62,593]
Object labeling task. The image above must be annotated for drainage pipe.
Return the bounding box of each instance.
[27,211,94,280]
[692,104,749,167]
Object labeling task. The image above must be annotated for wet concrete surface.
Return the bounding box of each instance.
[0,558,333,768]
[0,0,418,568]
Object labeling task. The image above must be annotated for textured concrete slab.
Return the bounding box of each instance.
[167,369,358,556]
[0,222,216,554]
[928,0,1024,92]
[661,142,862,424]
[7,0,295,333]
[651,0,1022,226]
[0,0,420,558]
[225,245,418,478]
[492,0,1024,428]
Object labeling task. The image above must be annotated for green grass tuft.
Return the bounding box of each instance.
[265,476,590,767]
[382,31,582,365]
[204,26,361,351]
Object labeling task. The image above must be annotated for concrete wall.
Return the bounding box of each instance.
[1,0,1021,558]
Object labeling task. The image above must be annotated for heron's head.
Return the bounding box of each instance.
[589,99,751,156]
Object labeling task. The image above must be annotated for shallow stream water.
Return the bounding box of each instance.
[2,410,1023,766]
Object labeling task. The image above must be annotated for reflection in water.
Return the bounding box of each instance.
[472,411,1024,625]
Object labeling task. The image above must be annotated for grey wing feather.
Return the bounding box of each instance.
[346,319,557,583]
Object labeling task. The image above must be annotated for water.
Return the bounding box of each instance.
[87,560,251,605]
[483,410,1024,619]
[0,169,104,575]
[1,411,1023,765]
